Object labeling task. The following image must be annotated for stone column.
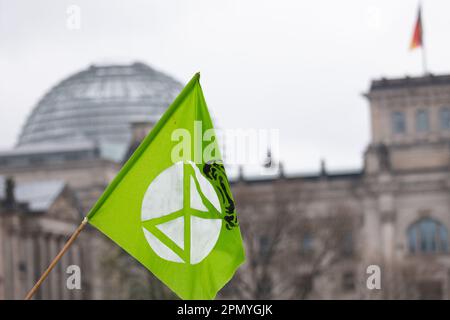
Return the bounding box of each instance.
[379,191,396,299]
[31,233,41,300]
[70,242,82,300]
[39,235,50,300]
[25,234,36,298]
[0,216,5,300]
[60,236,70,300]
[361,195,383,300]
[48,235,59,300]
[16,230,30,299]
[11,228,21,299]
[2,227,13,299]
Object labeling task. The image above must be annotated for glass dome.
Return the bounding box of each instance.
[18,62,182,147]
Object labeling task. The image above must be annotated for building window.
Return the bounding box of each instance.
[391,111,406,134]
[259,235,271,257]
[29,156,44,165]
[440,108,450,129]
[257,273,272,298]
[342,272,355,292]
[300,233,313,256]
[407,218,449,254]
[416,109,429,132]
[341,232,354,257]
[418,280,443,300]
[18,261,27,273]
[298,274,313,294]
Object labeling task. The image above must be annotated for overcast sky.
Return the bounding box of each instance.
[1,0,449,174]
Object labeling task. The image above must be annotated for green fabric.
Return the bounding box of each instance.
[87,73,245,300]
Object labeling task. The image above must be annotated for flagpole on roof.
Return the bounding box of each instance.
[24,217,88,300]
[410,2,428,75]
[420,3,428,74]
[422,39,428,75]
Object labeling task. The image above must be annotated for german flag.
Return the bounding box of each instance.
[410,6,423,50]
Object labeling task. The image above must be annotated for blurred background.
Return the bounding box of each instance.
[1,0,450,299]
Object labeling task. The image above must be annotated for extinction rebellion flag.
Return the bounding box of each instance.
[86,73,245,299]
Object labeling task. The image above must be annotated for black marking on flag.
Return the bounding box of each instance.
[202,161,238,230]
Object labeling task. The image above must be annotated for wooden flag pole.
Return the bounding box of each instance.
[25,217,88,300]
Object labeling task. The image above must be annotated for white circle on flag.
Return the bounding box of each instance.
[141,161,223,264]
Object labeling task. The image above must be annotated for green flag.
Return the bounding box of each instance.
[86,73,245,300]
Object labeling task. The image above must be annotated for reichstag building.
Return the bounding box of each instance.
[1,62,450,299]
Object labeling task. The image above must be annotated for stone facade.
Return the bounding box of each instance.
[0,178,99,299]
[223,74,450,299]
